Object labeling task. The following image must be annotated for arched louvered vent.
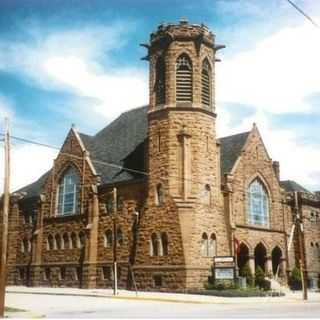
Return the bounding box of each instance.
[155,56,165,105]
[201,59,211,107]
[176,54,192,103]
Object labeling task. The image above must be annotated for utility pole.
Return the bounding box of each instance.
[112,187,118,296]
[0,118,10,317]
[294,191,308,300]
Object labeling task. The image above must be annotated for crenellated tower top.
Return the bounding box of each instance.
[141,19,224,113]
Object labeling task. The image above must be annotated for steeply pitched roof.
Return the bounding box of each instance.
[17,106,251,198]
[17,170,51,198]
[218,131,250,175]
[81,105,148,184]
[280,180,311,193]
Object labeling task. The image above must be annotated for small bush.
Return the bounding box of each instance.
[205,280,237,291]
[289,266,302,290]
[255,266,265,289]
[239,262,254,287]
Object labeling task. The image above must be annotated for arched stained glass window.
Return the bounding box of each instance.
[57,167,80,216]
[247,179,269,226]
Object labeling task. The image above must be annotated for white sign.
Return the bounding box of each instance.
[214,256,234,263]
[215,268,234,280]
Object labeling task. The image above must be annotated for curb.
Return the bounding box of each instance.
[7,290,210,305]
[5,310,45,318]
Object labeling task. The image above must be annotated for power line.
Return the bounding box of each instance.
[0,132,213,187]
[286,0,320,28]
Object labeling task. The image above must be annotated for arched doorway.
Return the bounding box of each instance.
[271,246,282,275]
[237,243,249,271]
[254,242,267,272]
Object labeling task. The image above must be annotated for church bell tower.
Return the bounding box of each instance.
[135,19,229,290]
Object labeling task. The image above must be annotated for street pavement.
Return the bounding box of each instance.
[4,286,320,318]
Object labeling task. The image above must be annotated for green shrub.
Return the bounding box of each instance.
[239,262,254,287]
[205,280,237,291]
[255,266,265,289]
[289,266,302,290]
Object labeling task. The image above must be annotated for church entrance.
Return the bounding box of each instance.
[254,242,267,272]
[271,246,282,275]
[237,243,249,271]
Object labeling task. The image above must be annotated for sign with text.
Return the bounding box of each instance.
[215,267,235,280]
[214,256,234,263]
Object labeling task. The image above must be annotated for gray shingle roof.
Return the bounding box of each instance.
[280,180,311,193]
[81,105,148,184]
[218,131,250,176]
[17,106,250,198]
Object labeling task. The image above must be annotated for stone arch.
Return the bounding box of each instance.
[47,234,55,251]
[55,234,62,250]
[254,242,267,272]
[154,55,166,106]
[271,245,283,275]
[238,242,250,271]
[246,172,272,200]
[62,232,70,249]
[155,183,164,206]
[201,57,212,108]
[161,232,168,256]
[70,232,77,249]
[176,53,193,103]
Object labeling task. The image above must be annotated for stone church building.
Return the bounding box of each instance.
[2,20,320,291]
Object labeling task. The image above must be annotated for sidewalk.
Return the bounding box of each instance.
[6,286,320,305]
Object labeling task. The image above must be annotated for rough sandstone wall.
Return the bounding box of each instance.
[301,205,320,278]
[134,23,229,290]
[231,128,287,269]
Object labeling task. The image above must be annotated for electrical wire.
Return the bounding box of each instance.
[0,132,214,187]
[286,0,320,28]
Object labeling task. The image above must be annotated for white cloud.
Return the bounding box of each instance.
[0,21,148,121]
[0,144,57,194]
[216,21,320,114]
[43,56,148,119]
[216,19,320,191]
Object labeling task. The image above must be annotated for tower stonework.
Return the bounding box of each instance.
[134,20,230,290]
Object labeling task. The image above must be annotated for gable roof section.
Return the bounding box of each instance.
[280,180,311,193]
[218,131,250,176]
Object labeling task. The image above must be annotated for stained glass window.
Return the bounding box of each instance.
[247,179,269,226]
[57,167,79,215]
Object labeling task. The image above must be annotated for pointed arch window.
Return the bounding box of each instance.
[104,230,113,248]
[201,58,211,108]
[57,167,80,216]
[247,179,269,226]
[155,56,166,106]
[176,54,192,103]
[155,183,164,206]
[201,233,208,257]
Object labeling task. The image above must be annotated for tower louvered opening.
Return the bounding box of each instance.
[201,59,211,108]
[155,56,166,106]
[176,54,192,103]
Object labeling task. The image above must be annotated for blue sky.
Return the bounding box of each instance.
[0,0,320,191]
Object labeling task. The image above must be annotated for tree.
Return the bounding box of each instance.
[239,262,254,287]
[289,266,302,290]
[255,266,265,289]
